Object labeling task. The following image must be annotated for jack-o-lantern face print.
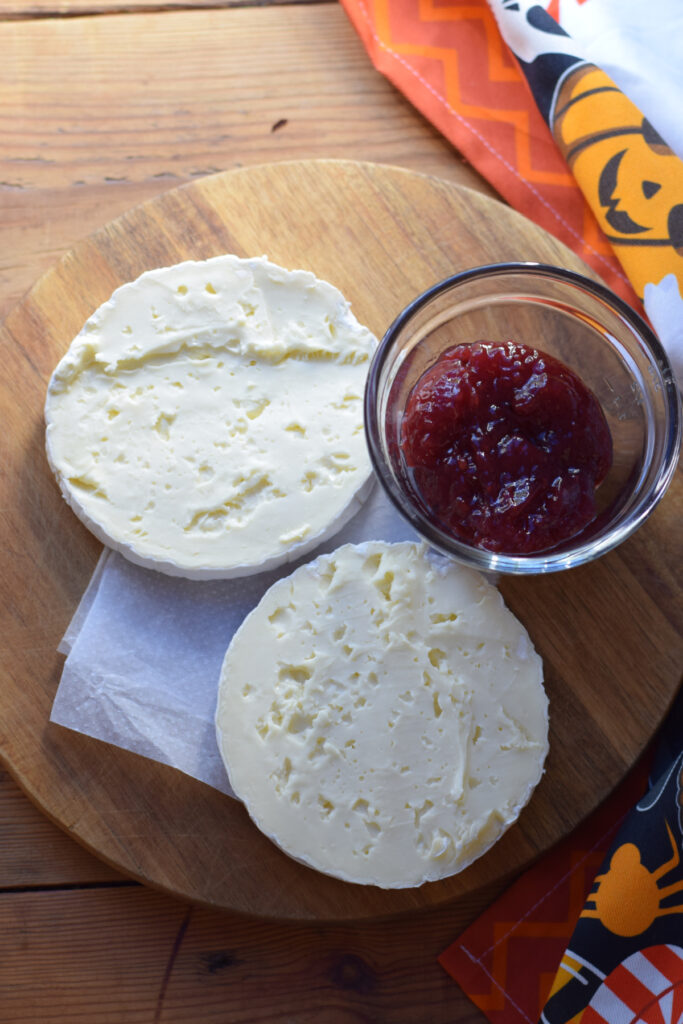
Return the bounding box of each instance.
[551,64,683,297]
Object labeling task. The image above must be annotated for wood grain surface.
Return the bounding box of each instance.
[2,884,501,1024]
[0,0,319,16]
[2,158,681,923]
[0,4,489,324]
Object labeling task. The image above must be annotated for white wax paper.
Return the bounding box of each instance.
[51,482,419,798]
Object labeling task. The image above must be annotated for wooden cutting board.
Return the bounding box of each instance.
[1,159,681,920]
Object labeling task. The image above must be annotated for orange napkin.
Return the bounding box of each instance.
[340,0,637,305]
[340,0,683,380]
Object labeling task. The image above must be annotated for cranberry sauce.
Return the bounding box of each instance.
[400,341,613,554]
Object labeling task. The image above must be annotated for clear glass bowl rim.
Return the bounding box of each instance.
[364,261,682,575]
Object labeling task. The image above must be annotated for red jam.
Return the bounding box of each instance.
[400,341,613,554]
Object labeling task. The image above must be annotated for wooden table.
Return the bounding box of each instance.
[5,1,682,1018]
[1,2,503,1020]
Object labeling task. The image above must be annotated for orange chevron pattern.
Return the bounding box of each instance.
[438,757,650,1024]
[471,855,597,1012]
[340,0,641,310]
[445,850,604,1015]
[417,0,521,83]
[375,0,575,186]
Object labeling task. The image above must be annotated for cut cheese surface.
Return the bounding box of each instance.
[216,541,548,888]
[45,255,377,578]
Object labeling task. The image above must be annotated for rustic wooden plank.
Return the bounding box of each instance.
[0,0,322,20]
[0,771,123,887]
[0,885,493,1022]
[0,5,492,321]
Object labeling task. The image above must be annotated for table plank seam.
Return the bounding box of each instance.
[0,0,334,21]
[0,879,139,895]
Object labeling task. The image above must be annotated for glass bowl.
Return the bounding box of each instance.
[364,262,681,574]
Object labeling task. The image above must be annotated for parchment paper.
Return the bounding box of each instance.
[51,482,419,798]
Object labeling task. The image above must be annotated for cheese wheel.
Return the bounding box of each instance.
[216,541,549,888]
[45,255,377,579]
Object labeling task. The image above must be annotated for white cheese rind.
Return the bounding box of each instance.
[216,541,549,888]
[45,255,377,579]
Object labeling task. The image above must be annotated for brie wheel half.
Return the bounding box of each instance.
[45,255,377,578]
[216,541,549,888]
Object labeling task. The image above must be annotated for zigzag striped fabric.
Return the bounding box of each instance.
[342,0,683,373]
[340,0,638,307]
[438,758,650,1023]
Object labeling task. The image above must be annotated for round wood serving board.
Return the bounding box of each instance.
[1,160,681,920]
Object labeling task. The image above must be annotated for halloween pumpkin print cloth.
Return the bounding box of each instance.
[339,0,683,381]
[439,688,683,1024]
[488,0,683,380]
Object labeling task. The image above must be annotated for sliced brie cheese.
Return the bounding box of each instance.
[45,255,377,579]
[216,541,549,888]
